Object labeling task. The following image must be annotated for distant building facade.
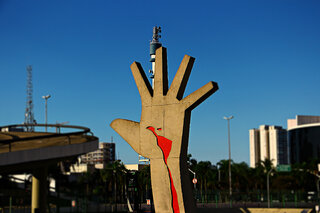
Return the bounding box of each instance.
[249,125,288,167]
[81,142,115,166]
[125,164,148,171]
[68,142,116,173]
[288,115,320,164]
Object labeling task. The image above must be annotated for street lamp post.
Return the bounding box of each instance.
[223,116,234,200]
[267,168,274,208]
[217,164,221,182]
[188,168,196,190]
[42,95,51,132]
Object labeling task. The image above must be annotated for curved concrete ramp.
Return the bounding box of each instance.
[0,124,99,213]
[0,125,98,173]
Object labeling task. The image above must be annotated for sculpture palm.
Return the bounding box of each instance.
[111,47,218,213]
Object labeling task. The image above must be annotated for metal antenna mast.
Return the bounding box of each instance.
[149,26,162,87]
[24,65,35,131]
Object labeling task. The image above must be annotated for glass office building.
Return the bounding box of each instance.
[289,124,320,164]
[288,115,320,164]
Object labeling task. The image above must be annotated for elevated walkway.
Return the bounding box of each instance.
[0,124,99,213]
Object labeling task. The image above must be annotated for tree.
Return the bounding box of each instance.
[195,161,214,202]
[217,159,231,191]
[232,162,250,192]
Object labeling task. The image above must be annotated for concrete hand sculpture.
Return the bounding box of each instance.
[111,47,218,213]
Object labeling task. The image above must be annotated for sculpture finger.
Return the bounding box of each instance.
[167,55,195,100]
[154,47,168,97]
[182,81,218,111]
[131,62,153,104]
[110,119,140,154]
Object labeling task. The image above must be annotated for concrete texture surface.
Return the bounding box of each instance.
[111,47,218,213]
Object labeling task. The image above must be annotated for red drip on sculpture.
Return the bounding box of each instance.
[147,126,180,213]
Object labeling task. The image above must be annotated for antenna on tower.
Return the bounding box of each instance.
[149,26,162,86]
[24,65,36,131]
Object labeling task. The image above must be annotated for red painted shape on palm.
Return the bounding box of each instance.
[147,126,180,213]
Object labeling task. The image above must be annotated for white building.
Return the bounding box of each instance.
[125,164,148,171]
[249,125,288,167]
[67,142,116,173]
[80,142,115,168]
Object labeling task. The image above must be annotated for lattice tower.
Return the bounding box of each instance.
[24,65,35,131]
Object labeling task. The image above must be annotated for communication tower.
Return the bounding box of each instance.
[24,65,36,131]
[149,26,162,86]
[139,26,163,164]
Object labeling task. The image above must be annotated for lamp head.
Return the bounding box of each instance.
[42,95,51,99]
[223,116,234,120]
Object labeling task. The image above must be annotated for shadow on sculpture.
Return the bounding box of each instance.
[111,47,218,213]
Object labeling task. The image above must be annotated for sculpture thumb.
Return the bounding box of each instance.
[110,119,140,154]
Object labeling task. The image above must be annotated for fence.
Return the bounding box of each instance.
[194,190,319,208]
[0,190,319,212]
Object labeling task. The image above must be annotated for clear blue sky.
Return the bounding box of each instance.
[1,0,320,165]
